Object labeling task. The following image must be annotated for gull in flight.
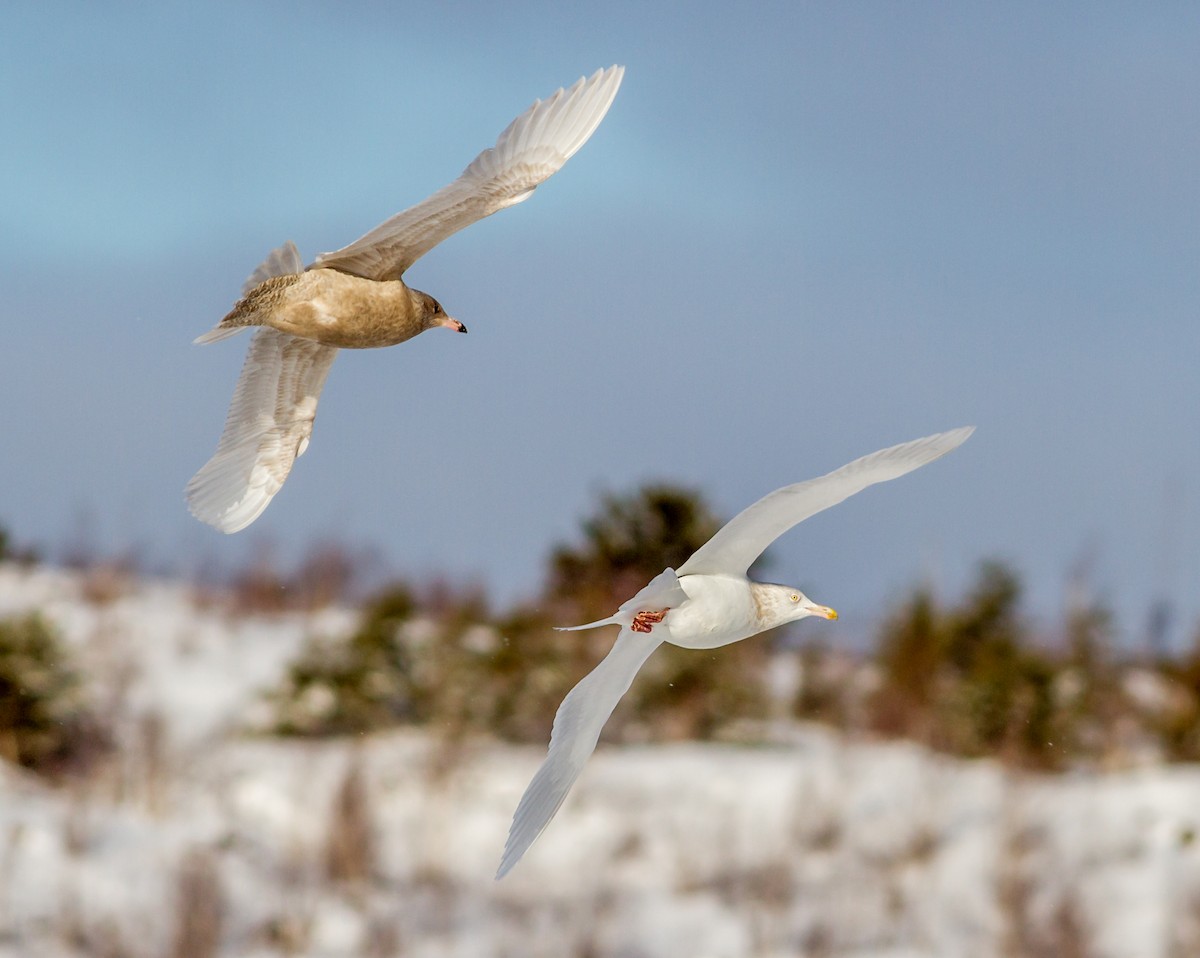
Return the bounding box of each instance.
[496,426,974,878]
[187,66,625,533]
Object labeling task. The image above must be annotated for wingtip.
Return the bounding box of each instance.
[187,509,253,536]
[495,822,530,880]
[596,63,625,85]
[184,495,256,535]
[572,64,624,90]
[553,615,620,632]
[193,326,243,346]
[903,425,976,464]
[184,467,271,534]
[495,821,537,880]
[943,425,977,447]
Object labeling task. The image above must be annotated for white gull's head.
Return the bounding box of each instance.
[749,582,838,631]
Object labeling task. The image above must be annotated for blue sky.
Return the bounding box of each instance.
[3,2,1198,646]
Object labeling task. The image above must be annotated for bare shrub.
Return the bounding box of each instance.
[80,561,136,606]
[361,912,402,958]
[79,918,137,958]
[58,881,139,957]
[257,912,312,954]
[1168,871,1200,958]
[138,710,168,814]
[325,758,375,885]
[219,538,379,615]
[170,846,224,958]
[997,807,1092,958]
[62,792,93,857]
[229,543,291,614]
[290,538,378,610]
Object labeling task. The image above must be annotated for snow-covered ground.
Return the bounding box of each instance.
[1,563,1198,958]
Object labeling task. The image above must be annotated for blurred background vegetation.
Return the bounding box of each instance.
[0,612,107,775]
[3,482,1200,780]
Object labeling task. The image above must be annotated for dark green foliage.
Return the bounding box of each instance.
[265,499,1186,771]
[272,578,564,741]
[872,588,942,733]
[868,561,1121,769]
[271,584,420,736]
[0,523,39,566]
[944,563,1023,674]
[547,483,769,740]
[622,641,769,741]
[271,483,772,744]
[262,516,1200,775]
[1057,601,1123,758]
[548,484,721,621]
[1149,630,1200,761]
[938,563,1039,757]
[0,613,100,773]
[476,606,578,743]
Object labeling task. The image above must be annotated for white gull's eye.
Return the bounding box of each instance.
[790,593,799,602]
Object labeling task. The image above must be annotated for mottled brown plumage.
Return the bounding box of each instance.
[212,269,463,349]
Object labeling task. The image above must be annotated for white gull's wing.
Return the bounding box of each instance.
[186,329,338,533]
[496,625,662,879]
[676,427,975,578]
[555,567,689,632]
[313,65,624,281]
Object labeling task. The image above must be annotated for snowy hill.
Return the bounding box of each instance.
[0,563,1198,958]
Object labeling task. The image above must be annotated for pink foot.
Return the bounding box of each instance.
[631,608,669,634]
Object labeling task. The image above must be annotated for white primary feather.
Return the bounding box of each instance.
[312,65,624,281]
[676,427,976,578]
[185,329,338,533]
[495,626,662,880]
